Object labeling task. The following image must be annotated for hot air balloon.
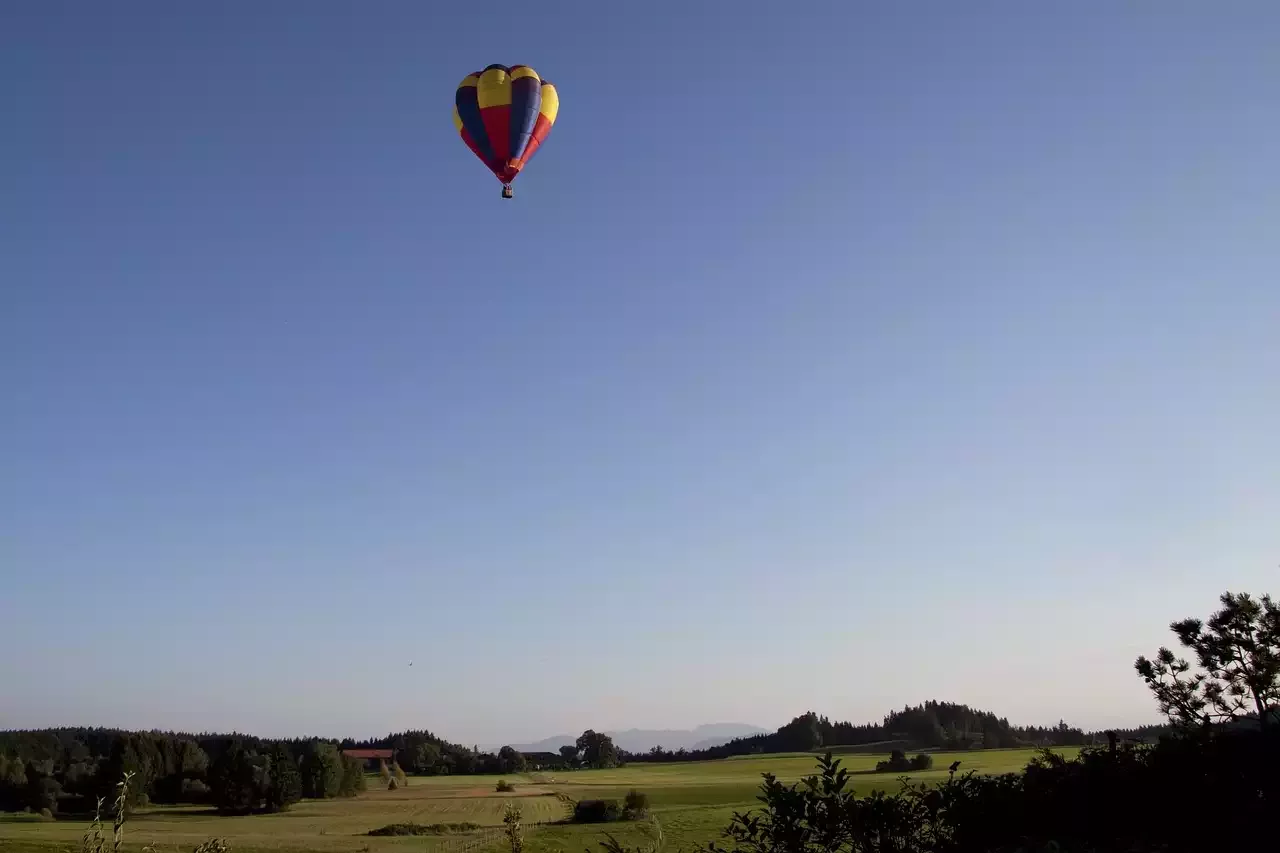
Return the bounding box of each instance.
[453,64,559,199]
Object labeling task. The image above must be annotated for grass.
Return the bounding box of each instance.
[818,740,914,755]
[0,749,1076,853]
[0,777,566,853]
[536,749,1076,852]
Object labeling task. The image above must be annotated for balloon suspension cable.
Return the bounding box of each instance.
[501,184,514,199]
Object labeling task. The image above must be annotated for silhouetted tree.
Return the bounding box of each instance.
[1136,590,1280,730]
[776,713,824,751]
[559,744,580,767]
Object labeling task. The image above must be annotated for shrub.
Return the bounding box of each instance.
[496,779,516,793]
[368,822,481,836]
[873,749,934,773]
[874,750,907,773]
[573,798,622,823]
[192,842,231,853]
[181,779,211,802]
[623,788,649,817]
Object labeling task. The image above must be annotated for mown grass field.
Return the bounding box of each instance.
[0,749,1077,853]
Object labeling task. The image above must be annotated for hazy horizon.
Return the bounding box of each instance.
[0,708,1167,749]
[3,2,1276,745]
[0,698,1175,747]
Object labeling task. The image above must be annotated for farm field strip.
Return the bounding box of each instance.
[0,749,1072,853]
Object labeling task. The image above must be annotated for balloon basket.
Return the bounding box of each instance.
[501,185,514,199]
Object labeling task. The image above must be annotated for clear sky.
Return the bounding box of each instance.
[3,1,1277,744]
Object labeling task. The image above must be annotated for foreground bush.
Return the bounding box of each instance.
[701,730,1278,853]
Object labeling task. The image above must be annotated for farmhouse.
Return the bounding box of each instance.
[342,747,395,768]
[520,751,563,770]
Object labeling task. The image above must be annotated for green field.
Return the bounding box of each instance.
[0,749,1075,853]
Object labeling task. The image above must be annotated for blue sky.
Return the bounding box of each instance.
[3,1,1277,743]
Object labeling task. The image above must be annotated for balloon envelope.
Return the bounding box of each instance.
[453,64,559,186]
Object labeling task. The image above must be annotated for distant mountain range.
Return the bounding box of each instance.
[501,723,768,754]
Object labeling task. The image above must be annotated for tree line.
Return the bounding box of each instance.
[0,725,628,817]
[624,705,1105,763]
[0,733,374,817]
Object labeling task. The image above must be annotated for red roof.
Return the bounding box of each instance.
[343,748,394,760]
